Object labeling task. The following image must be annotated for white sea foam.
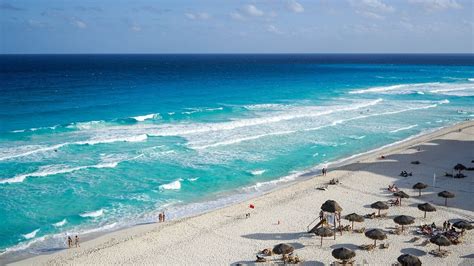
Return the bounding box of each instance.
[187,177,199,182]
[132,113,159,122]
[349,82,474,96]
[68,120,103,130]
[243,103,289,110]
[80,209,104,218]
[0,133,148,162]
[52,219,67,227]
[189,101,438,150]
[77,134,148,145]
[348,135,366,140]
[242,171,301,192]
[468,78,474,82]
[390,124,418,133]
[159,179,182,190]
[22,229,40,240]
[0,144,66,162]
[250,170,266,176]
[0,161,121,184]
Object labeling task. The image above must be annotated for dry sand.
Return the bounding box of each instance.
[12,121,474,265]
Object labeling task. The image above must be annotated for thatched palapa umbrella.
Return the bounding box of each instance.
[344,213,364,231]
[321,200,343,239]
[332,247,356,264]
[393,215,415,232]
[365,229,387,246]
[397,254,422,266]
[314,227,334,247]
[412,182,428,197]
[430,235,451,251]
[370,201,389,216]
[453,220,473,235]
[272,243,294,255]
[394,191,410,205]
[438,191,455,206]
[417,203,436,218]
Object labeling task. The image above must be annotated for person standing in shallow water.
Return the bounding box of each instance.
[162,212,166,222]
[67,236,72,248]
[75,235,80,248]
[158,212,163,223]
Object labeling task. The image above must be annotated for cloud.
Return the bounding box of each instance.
[349,0,394,12]
[131,25,142,32]
[0,3,24,11]
[349,0,394,19]
[242,4,264,17]
[356,10,384,20]
[133,6,171,14]
[266,24,283,34]
[287,0,304,13]
[408,0,462,11]
[185,12,210,20]
[230,11,245,20]
[26,19,48,29]
[72,19,87,29]
[75,6,103,12]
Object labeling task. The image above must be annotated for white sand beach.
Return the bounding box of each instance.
[12,121,474,265]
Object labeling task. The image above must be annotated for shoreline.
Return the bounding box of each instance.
[6,120,474,265]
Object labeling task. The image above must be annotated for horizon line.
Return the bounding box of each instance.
[1,52,473,56]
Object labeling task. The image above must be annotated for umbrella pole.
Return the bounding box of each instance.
[401,225,404,232]
[374,239,377,246]
[378,209,380,216]
[419,189,421,197]
[352,221,354,231]
[445,198,447,206]
[339,213,342,236]
[334,214,336,240]
[424,211,426,218]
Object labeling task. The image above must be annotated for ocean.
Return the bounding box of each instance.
[0,54,473,260]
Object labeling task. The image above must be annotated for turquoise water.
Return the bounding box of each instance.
[0,54,473,259]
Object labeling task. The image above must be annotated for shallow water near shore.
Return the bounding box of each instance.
[0,54,473,259]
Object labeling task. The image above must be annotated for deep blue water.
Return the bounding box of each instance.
[0,54,473,259]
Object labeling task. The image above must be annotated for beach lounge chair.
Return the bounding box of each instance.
[359,244,375,251]
[429,249,450,258]
[364,213,376,219]
[331,260,355,266]
[317,184,328,191]
[388,198,400,206]
[256,254,267,262]
[417,239,430,246]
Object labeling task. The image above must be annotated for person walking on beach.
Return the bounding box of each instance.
[158,212,163,223]
[75,235,80,248]
[162,212,166,222]
[67,236,73,248]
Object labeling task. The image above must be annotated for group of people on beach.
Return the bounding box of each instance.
[67,235,80,248]
[321,167,328,176]
[442,221,457,232]
[158,211,166,223]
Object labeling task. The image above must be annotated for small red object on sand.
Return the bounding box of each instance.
[249,204,255,209]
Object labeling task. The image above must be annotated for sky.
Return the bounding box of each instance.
[0,0,472,54]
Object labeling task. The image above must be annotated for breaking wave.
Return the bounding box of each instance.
[159,179,182,190]
[79,209,104,218]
